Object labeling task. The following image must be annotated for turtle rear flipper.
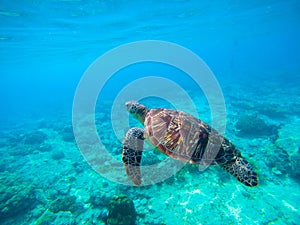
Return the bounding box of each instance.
[221,157,258,187]
[122,128,145,185]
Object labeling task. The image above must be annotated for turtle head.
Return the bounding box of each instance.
[125,101,148,123]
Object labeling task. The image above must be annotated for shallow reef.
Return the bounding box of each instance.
[256,103,288,119]
[0,83,300,225]
[0,172,36,222]
[51,150,65,160]
[107,195,137,225]
[290,153,300,179]
[49,195,83,214]
[265,145,291,176]
[235,114,278,137]
[23,130,48,145]
[7,130,49,156]
[61,126,75,142]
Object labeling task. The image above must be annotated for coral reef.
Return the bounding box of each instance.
[35,210,56,225]
[0,172,36,221]
[51,150,65,160]
[235,115,278,137]
[37,143,53,152]
[72,162,86,174]
[61,126,75,142]
[265,146,291,176]
[256,104,288,119]
[290,153,300,179]
[23,130,48,145]
[275,119,300,154]
[107,195,137,225]
[1,81,300,225]
[89,189,110,208]
[7,130,50,156]
[49,195,83,214]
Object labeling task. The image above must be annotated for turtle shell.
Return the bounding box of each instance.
[144,108,223,164]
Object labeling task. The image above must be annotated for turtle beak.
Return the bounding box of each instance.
[126,101,136,112]
[126,101,140,114]
[125,101,131,111]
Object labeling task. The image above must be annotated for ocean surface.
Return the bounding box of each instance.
[1,0,300,224]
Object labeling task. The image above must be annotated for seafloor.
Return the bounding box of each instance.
[0,79,299,225]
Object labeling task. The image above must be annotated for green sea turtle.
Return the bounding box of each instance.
[122,101,258,187]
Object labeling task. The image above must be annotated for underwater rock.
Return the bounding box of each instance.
[49,195,83,214]
[23,130,47,145]
[72,162,85,174]
[89,189,110,208]
[8,133,25,146]
[275,119,300,153]
[37,143,53,152]
[164,175,175,185]
[8,133,50,156]
[53,178,71,195]
[61,126,75,142]
[107,195,137,225]
[9,146,34,156]
[102,181,109,188]
[265,146,291,176]
[140,198,147,206]
[256,104,288,119]
[0,172,36,220]
[35,210,56,225]
[235,115,278,137]
[98,208,109,223]
[290,153,300,179]
[62,133,75,142]
[53,211,76,225]
[51,150,65,160]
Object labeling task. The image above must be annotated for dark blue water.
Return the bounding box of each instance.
[1,0,299,120]
[0,1,300,224]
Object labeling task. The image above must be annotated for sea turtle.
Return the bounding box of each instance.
[122,101,258,187]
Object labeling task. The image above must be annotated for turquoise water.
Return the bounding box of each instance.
[1,0,300,224]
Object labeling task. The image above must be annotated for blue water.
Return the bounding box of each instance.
[1,1,300,224]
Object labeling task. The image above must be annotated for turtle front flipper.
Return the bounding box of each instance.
[220,157,258,187]
[122,128,145,185]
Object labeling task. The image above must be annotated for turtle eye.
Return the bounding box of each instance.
[129,105,137,113]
